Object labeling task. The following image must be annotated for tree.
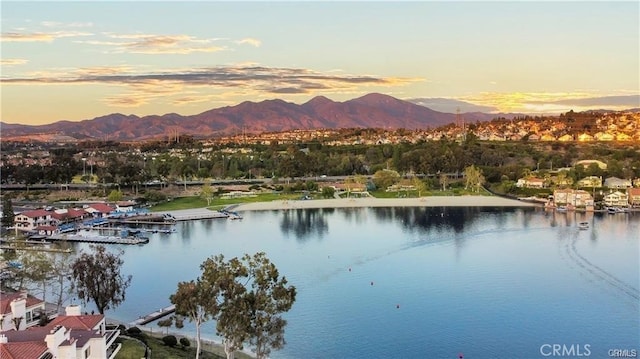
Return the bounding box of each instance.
[464,165,486,193]
[2,195,14,229]
[372,169,400,191]
[201,180,214,206]
[107,189,123,202]
[170,280,212,359]
[71,245,132,314]
[177,253,296,359]
[412,176,427,197]
[321,186,335,199]
[439,173,449,191]
[242,253,297,359]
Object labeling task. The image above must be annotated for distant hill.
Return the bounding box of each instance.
[0,93,517,141]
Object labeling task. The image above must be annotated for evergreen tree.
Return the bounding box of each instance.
[1,195,14,229]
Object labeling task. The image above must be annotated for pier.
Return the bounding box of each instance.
[130,305,176,326]
[47,233,149,245]
[169,210,229,221]
[77,226,176,234]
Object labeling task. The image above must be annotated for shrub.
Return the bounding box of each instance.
[126,327,142,335]
[179,337,190,348]
[162,335,178,347]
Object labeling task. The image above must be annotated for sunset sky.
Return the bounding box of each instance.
[1,1,639,126]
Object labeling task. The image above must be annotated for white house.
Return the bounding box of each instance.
[0,291,55,331]
[576,176,602,188]
[13,210,57,233]
[516,177,546,188]
[604,191,629,207]
[0,304,121,359]
[604,177,632,189]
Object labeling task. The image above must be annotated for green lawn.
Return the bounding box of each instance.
[150,193,305,212]
[114,338,145,358]
[115,333,253,359]
[369,188,490,198]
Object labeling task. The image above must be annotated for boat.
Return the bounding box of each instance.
[556,206,568,212]
[578,222,589,230]
[228,212,243,220]
[607,207,617,214]
[616,207,629,213]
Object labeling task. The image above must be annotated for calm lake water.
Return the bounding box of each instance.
[82,206,639,359]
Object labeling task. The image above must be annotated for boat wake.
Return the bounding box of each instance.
[561,232,639,304]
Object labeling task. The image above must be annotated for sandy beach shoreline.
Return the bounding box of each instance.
[233,195,539,212]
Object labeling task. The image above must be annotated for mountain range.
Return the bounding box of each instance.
[1,93,516,141]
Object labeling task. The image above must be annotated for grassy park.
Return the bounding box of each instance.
[150,192,308,212]
[115,331,253,359]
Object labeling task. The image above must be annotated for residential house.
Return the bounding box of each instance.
[628,188,640,207]
[616,133,632,141]
[0,291,55,331]
[594,132,615,141]
[553,189,594,208]
[0,304,121,359]
[604,191,629,207]
[115,201,137,213]
[84,204,115,218]
[558,134,573,142]
[577,133,594,142]
[574,160,607,170]
[13,210,57,233]
[604,177,632,189]
[576,176,602,188]
[516,177,546,188]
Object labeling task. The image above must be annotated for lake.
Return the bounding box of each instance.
[84,206,639,358]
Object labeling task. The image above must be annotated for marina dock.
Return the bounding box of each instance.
[168,209,230,221]
[130,305,176,326]
[47,233,149,245]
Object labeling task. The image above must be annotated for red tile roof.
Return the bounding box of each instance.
[0,292,44,315]
[47,314,102,331]
[17,210,50,219]
[87,203,114,214]
[0,341,48,359]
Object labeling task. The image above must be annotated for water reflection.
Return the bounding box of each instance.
[279,208,329,241]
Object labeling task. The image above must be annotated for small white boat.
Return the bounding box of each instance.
[578,222,589,230]
[556,206,568,212]
[228,212,243,220]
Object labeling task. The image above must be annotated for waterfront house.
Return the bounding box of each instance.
[0,304,121,359]
[628,188,640,207]
[604,177,632,189]
[553,189,594,208]
[0,291,55,331]
[115,201,136,213]
[13,210,56,233]
[604,191,629,207]
[84,203,115,218]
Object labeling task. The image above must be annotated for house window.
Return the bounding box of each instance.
[85,347,91,358]
[26,311,32,323]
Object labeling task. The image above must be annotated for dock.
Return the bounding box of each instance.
[47,233,149,245]
[129,304,176,326]
[77,226,176,234]
[171,211,229,221]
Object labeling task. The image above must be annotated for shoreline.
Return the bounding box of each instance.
[233,195,540,212]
